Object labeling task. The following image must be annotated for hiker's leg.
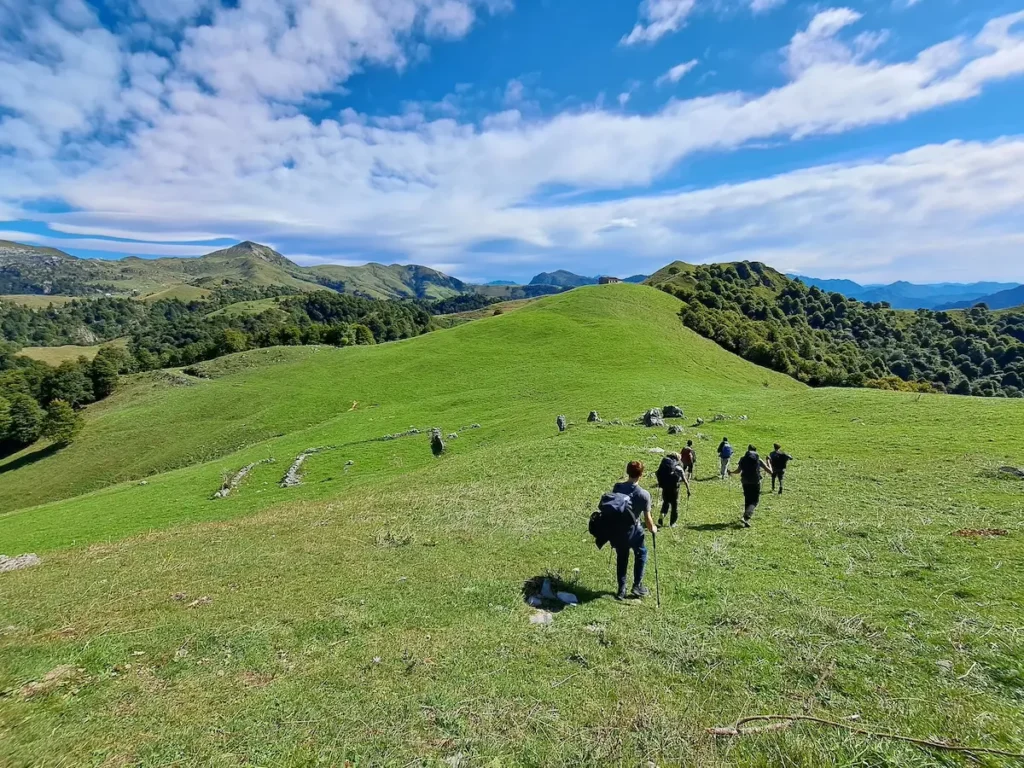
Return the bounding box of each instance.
[778,472,784,494]
[743,484,761,521]
[660,495,671,521]
[669,492,680,526]
[615,544,629,595]
[633,532,648,588]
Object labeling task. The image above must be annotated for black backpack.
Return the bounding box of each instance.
[655,456,680,489]
[588,492,636,549]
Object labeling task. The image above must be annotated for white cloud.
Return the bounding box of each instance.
[785,8,863,75]
[656,59,699,86]
[622,0,698,46]
[3,4,1024,281]
[750,0,785,13]
[0,231,216,257]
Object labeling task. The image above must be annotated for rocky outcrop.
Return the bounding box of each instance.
[280,447,335,487]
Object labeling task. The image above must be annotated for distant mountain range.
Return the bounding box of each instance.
[937,285,1024,311]
[792,275,1021,310]
[0,240,467,301]
[527,270,648,288]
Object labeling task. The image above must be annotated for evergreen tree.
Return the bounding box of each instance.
[7,393,46,445]
[43,399,84,446]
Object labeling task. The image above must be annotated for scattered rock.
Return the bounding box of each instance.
[470,423,481,429]
[647,448,665,455]
[18,665,86,699]
[345,460,354,466]
[663,405,684,418]
[642,409,665,428]
[953,528,1008,538]
[694,417,705,427]
[430,428,446,456]
[447,433,458,440]
[556,415,567,432]
[587,410,601,423]
[0,554,41,574]
[557,591,579,606]
[213,458,276,499]
[138,480,149,486]
[740,415,749,421]
[280,447,335,487]
[529,610,554,626]
[712,414,727,422]
[697,432,709,441]
[936,660,954,674]
[668,425,683,435]
[171,592,188,602]
[999,466,1024,479]
[186,596,212,609]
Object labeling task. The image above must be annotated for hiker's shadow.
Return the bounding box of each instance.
[685,522,737,532]
[693,475,722,483]
[522,575,614,611]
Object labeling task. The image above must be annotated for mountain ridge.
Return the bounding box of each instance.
[792,273,1021,310]
[0,240,467,301]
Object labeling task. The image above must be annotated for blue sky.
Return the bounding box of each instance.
[2,0,1024,283]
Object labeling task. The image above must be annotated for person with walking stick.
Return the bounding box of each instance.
[610,460,657,601]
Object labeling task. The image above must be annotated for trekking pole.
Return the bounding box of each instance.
[652,530,661,609]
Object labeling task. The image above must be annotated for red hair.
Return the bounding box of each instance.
[626,460,644,479]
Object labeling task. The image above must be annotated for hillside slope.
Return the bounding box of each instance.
[1,283,1024,766]
[0,283,801,517]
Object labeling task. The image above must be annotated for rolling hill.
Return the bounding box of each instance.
[1,283,1023,766]
[529,270,599,288]
[0,240,467,300]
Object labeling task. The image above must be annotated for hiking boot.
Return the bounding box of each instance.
[631,584,650,599]
[740,518,751,528]
[615,588,628,601]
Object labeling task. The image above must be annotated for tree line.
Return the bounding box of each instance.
[0,288,473,453]
[655,262,1024,398]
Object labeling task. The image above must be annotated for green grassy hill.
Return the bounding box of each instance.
[1,284,1023,767]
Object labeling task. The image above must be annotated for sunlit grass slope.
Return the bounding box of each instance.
[0,284,799,516]
[1,283,1023,767]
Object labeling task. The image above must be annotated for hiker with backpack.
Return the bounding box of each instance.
[729,445,774,527]
[769,443,794,495]
[589,460,656,601]
[717,438,734,480]
[656,452,692,528]
[680,440,696,481]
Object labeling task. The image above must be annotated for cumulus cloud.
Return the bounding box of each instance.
[622,0,698,46]
[656,59,699,86]
[2,3,1024,280]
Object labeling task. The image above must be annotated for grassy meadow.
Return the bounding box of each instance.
[0,295,77,309]
[1,284,1023,767]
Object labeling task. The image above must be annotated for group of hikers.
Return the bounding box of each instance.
[591,440,793,601]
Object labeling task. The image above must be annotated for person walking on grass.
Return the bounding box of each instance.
[730,445,774,528]
[769,443,794,495]
[717,438,734,480]
[680,440,696,481]
[655,452,692,528]
[611,460,657,601]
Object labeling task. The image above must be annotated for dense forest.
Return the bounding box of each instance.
[654,262,1024,398]
[0,288,488,452]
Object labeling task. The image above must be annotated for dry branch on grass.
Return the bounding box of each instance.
[709,715,1024,759]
